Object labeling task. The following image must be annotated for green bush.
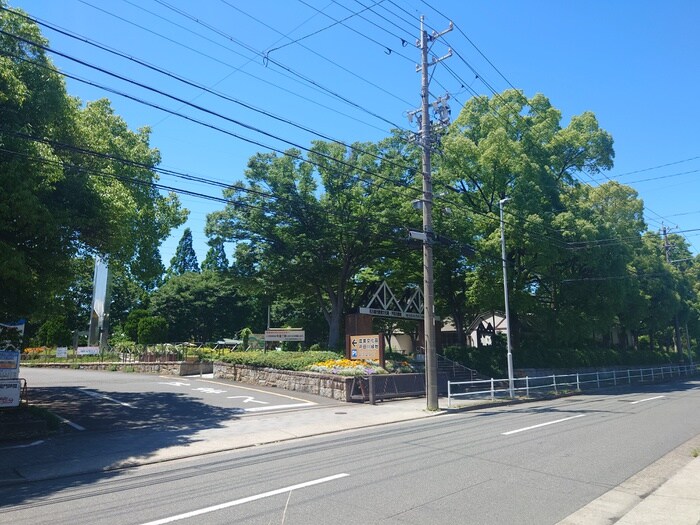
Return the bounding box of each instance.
[124,309,149,342]
[220,350,341,371]
[138,316,169,345]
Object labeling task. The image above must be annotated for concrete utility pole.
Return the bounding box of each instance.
[499,197,515,398]
[663,225,684,358]
[415,16,452,411]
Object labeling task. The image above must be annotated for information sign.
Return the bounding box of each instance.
[76,346,100,356]
[347,334,385,365]
[0,379,21,408]
[56,347,68,359]
[0,349,19,379]
[264,330,305,342]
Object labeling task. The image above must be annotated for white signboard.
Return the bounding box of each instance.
[0,349,19,379]
[76,346,100,356]
[264,330,305,342]
[56,347,68,359]
[0,379,21,408]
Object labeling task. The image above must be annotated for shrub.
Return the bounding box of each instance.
[220,350,341,371]
[138,316,169,345]
[124,309,150,342]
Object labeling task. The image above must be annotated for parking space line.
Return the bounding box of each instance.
[54,414,85,431]
[502,414,586,436]
[80,388,135,408]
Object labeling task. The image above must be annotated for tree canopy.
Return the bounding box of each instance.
[0,4,185,323]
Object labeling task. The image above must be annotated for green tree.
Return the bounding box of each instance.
[0,5,186,321]
[206,140,415,348]
[201,238,229,272]
[137,316,168,345]
[149,271,245,342]
[440,90,616,355]
[168,228,200,276]
[124,309,149,342]
[35,316,72,346]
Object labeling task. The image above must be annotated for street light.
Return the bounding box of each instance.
[499,197,515,398]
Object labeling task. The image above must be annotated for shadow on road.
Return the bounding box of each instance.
[1,386,241,507]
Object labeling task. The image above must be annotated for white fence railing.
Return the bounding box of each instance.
[447,364,699,408]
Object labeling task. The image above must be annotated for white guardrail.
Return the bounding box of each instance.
[447,364,700,408]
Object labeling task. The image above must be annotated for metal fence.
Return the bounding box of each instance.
[350,372,450,404]
[447,364,700,408]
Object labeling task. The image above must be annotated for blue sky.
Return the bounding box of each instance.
[10,0,700,264]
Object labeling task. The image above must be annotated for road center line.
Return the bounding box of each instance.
[630,395,665,404]
[138,473,350,525]
[502,414,586,436]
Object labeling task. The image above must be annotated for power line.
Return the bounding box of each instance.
[8,8,420,181]
[222,0,415,108]
[0,27,422,202]
[153,0,404,130]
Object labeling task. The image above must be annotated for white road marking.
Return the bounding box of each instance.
[138,473,350,525]
[192,387,227,395]
[0,440,44,449]
[158,381,191,387]
[630,395,665,404]
[198,378,314,403]
[502,414,586,436]
[80,389,135,408]
[226,395,269,404]
[57,415,85,431]
[244,402,316,412]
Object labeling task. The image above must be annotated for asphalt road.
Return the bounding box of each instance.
[20,367,334,433]
[3,371,700,524]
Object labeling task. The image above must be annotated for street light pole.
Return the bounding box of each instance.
[499,197,515,398]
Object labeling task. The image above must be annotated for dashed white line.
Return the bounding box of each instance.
[502,414,586,436]
[630,395,665,404]
[138,473,350,525]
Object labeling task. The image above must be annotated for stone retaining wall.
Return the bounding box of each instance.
[214,362,353,402]
[24,361,213,376]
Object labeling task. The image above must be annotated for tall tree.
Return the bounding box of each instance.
[207,140,415,348]
[439,90,616,353]
[201,238,229,272]
[0,4,185,321]
[168,228,200,276]
[149,271,244,342]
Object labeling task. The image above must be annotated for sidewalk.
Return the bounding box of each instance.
[2,394,699,524]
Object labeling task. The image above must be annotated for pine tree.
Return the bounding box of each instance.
[168,228,200,276]
[201,239,229,272]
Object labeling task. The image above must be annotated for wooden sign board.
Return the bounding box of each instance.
[346,333,385,368]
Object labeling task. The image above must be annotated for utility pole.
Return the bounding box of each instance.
[663,225,684,358]
[499,197,515,398]
[414,16,452,411]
